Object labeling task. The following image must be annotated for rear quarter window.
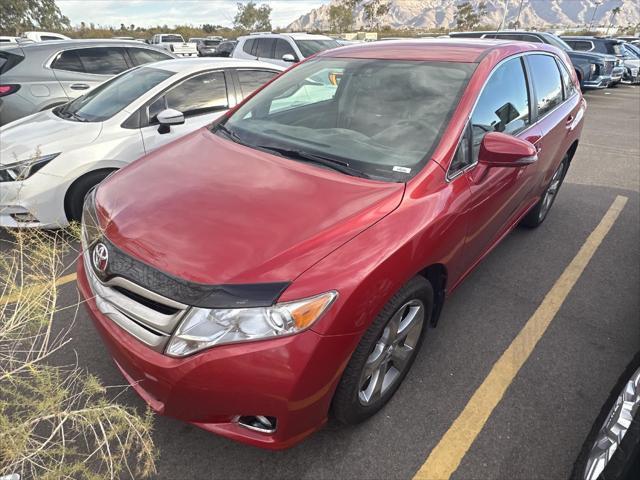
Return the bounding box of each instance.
[0,51,25,74]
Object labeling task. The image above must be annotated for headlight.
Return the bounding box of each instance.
[0,152,60,182]
[165,291,338,357]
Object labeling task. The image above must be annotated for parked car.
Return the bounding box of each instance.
[0,39,174,125]
[0,58,282,227]
[561,36,626,85]
[233,32,340,67]
[450,30,623,89]
[77,39,584,449]
[23,31,70,42]
[212,40,237,57]
[149,33,198,57]
[620,42,640,83]
[0,36,34,45]
[190,38,222,57]
[571,352,640,480]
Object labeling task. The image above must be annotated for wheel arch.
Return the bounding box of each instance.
[416,263,447,327]
[63,167,118,221]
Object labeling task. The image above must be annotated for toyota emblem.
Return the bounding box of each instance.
[92,243,109,273]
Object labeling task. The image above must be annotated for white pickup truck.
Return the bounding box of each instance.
[149,34,198,57]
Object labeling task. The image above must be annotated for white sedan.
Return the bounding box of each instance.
[0,58,283,228]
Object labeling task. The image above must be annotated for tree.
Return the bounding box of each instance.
[454,1,487,31]
[233,1,272,31]
[606,5,622,34]
[362,0,390,30]
[0,0,70,35]
[329,2,354,33]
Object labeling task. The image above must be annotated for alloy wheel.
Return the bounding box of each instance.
[583,365,640,480]
[358,299,425,406]
[539,161,566,221]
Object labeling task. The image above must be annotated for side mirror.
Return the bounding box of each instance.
[282,53,298,63]
[478,131,537,167]
[157,108,184,134]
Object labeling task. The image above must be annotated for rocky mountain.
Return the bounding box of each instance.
[287,0,640,31]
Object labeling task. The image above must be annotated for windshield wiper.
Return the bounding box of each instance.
[215,123,244,144]
[255,145,370,179]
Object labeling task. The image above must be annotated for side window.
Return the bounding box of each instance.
[469,57,531,163]
[243,39,255,55]
[255,38,275,58]
[76,47,129,75]
[52,50,85,72]
[237,69,278,97]
[149,71,228,121]
[128,48,172,65]
[569,40,593,51]
[527,54,563,117]
[274,39,295,59]
[449,124,472,175]
[41,35,63,41]
[556,58,577,100]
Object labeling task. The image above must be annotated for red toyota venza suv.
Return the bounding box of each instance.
[78,39,585,449]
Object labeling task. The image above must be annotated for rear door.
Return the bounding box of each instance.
[459,55,542,267]
[523,53,581,198]
[139,69,232,153]
[51,47,132,98]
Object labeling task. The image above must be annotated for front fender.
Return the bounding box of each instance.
[280,162,469,336]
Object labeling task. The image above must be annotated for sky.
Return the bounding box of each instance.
[57,0,330,29]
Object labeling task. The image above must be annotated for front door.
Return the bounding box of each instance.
[140,70,232,154]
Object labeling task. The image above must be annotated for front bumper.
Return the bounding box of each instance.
[582,74,611,89]
[77,260,360,449]
[0,174,70,228]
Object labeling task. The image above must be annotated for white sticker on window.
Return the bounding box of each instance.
[393,166,411,173]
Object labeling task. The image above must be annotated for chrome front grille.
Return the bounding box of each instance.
[84,250,189,352]
[604,60,614,75]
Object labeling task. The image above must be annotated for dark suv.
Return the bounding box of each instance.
[450,30,623,89]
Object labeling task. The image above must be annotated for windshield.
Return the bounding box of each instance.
[162,35,184,43]
[59,67,173,122]
[545,34,573,51]
[217,58,474,181]
[625,43,640,57]
[294,39,340,57]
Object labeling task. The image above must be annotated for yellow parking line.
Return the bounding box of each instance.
[0,272,77,305]
[413,195,628,480]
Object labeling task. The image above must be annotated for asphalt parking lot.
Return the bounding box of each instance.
[1,84,638,479]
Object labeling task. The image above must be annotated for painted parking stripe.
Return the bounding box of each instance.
[0,272,77,305]
[413,195,628,480]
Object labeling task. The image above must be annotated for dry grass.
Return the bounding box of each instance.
[0,228,157,479]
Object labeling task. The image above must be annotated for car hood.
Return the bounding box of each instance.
[567,50,611,63]
[96,129,405,285]
[0,109,102,165]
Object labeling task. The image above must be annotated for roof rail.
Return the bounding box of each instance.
[249,31,272,35]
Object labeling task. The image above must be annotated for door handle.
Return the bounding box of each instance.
[565,115,574,128]
[70,83,90,90]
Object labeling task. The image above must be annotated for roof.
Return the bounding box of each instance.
[145,57,285,74]
[317,38,532,63]
[8,38,164,51]
[238,32,334,41]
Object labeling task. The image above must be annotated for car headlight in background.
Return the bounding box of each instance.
[165,291,338,357]
[0,153,60,182]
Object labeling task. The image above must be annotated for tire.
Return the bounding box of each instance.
[570,352,640,480]
[332,276,433,425]
[64,170,115,222]
[520,155,569,228]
